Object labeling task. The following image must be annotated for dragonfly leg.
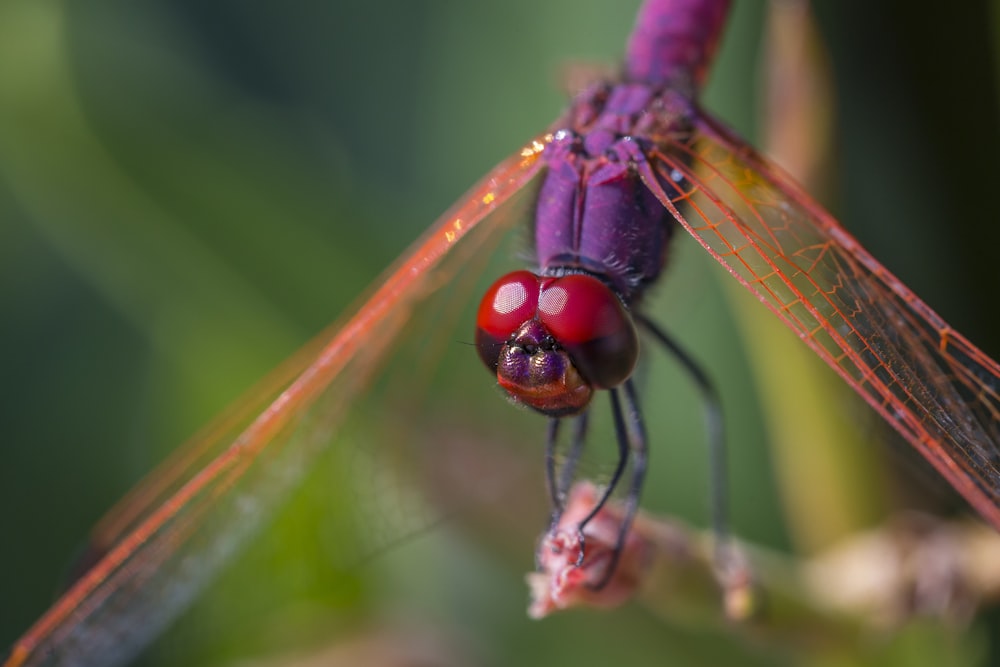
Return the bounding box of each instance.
[544,418,562,512]
[636,314,732,565]
[588,378,650,589]
[546,413,590,530]
[573,387,636,575]
[558,414,589,503]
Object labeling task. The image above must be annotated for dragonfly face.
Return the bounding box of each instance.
[476,271,640,415]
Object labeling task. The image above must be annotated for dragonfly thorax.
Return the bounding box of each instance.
[537,119,673,304]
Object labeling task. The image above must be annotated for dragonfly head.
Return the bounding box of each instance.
[475,270,639,417]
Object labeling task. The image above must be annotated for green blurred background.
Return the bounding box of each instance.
[1,1,998,665]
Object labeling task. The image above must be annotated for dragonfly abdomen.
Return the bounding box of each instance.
[625,0,730,92]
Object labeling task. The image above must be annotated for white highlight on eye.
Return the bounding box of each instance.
[494,282,529,314]
[539,286,568,316]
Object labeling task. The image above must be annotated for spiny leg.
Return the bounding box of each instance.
[545,413,590,529]
[619,377,649,545]
[559,413,589,503]
[636,314,732,564]
[587,378,649,589]
[573,387,633,575]
[544,418,562,511]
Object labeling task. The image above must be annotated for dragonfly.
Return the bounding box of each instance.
[4,1,999,665]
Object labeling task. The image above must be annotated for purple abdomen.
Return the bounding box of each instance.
[625,0,731,92]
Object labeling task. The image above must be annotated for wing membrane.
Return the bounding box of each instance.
[4,136,550,667]
[640,113,1000,528]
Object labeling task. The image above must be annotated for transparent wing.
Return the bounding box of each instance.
[3,135,551,667]
[639,112,1000,529]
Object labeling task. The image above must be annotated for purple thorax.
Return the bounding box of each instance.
[533,0,730,303]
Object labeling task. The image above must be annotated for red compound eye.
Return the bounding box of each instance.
[475,270,541,370]
[475,270,637,398]
[537,274,638,389]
